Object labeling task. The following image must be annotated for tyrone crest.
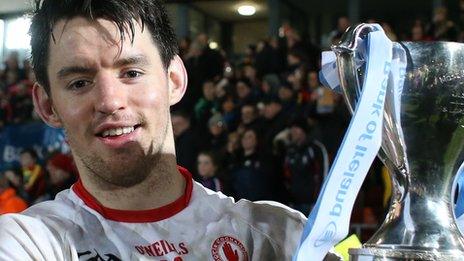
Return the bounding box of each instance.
[211,236,248,261]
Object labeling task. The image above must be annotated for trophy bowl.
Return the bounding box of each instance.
[333,24,464,260]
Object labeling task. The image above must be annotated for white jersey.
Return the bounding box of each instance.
[0,167,308,261]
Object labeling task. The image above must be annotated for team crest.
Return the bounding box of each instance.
[211,236,248,261]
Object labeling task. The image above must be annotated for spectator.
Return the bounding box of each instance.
[306,70,347,156]
[197,151,222,192]
[1,51,24,90]
[427,6,458,41]
[230,128,274,201]
[3,168,29,202]
[283,119,328,214]
[260,74,280,100]
[237,103,263,135]
[224,131,241,170]
[205,113,228,153]
[235,79,257,107]
[183,33,224,111]
[243,64,260,89]
[460,0,464,41]
[381,22,398,41]
[0,171,28,214]
[255,39,283,77]
[219,95,239,131]
[243,44,257,66]
[308,70,336,115]
[325,16,351,48]
[20,149,46,203]
[410,21,432,41]
[0,90,12,129]
[261,97,288,153]
[9,81,34,123]
[194,80,219,129]
[278,83,297,116]
[45,153,78,199]
[178,36,191,61]
[172,111,199,177]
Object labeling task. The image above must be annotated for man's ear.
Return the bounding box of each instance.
[32,82,63,128]
[167,55,188,106]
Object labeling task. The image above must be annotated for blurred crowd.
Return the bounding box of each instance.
[1,5,463,238]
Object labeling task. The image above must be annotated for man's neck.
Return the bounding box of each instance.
[79,156,186,211]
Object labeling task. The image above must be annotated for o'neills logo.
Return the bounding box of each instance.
[135,240,188,257]
[211,236,248,261]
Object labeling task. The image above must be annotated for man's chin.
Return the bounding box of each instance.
[94,164,152,188]
[80,152,156,188]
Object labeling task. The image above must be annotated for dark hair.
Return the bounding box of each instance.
[198,151,218,167]
[30,0,178,94]
[289,117,309,133]
[171,109,191,121]
[20,148,38,160]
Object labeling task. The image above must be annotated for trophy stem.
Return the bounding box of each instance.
[349,174,464,260]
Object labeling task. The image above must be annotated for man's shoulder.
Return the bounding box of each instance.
[192,181,307,233]
[194,181,306,217]
[231,199,307,238]
[0,213,77,261]
[192,182,306,257]
[23,188,78,219]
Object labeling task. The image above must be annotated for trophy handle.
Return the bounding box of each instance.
[332,23,409,205]
[332,23,377,113]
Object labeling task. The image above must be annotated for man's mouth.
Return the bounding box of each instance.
[97,124,141,138]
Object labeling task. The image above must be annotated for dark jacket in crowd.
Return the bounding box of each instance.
[284,141,325,206]
[229,151,274,201]
[175,128,199,178]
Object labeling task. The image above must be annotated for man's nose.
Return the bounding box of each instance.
[94,73,127,115]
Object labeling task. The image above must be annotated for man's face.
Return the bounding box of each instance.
[34,18,185,187]
[241,105,256,124]
[236,82,251,99]
[241,130,257,152]
[202,81,215,100]
[209,122,224,136]
[290,126,306,145]
[264,103,281,119]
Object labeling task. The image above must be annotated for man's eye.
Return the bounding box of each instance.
[68,80,91,90]
[124,70,143,78]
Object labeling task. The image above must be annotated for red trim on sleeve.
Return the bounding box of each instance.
[72,166,193,223]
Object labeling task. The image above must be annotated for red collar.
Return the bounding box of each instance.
[72,166,193,223]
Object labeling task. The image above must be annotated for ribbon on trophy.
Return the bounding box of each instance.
[294,24,407,260]
[455,163,464,219]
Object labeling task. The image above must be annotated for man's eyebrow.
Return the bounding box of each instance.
[56,55,150,79]
[57,66,97,79]
[114,55,151,68]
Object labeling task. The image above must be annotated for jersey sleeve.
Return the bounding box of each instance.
[0,214,77,261]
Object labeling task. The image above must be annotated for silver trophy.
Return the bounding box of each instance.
[333,23,464,260]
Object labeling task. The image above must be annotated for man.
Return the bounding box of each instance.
[0,1,340,260]
[283,119,328,214]
[172,110,198,177]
